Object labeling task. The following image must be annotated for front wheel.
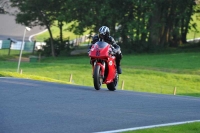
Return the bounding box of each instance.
[93,64,103,90]
[106,73,119,91]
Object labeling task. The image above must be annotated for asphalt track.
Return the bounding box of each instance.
[0,14,45,41]
[0,77,200,133]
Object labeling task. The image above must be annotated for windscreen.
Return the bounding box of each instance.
[95,41,108,48]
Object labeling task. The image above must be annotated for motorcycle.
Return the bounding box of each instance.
[88,41,119,91]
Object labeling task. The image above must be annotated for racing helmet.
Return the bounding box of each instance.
[98,26,110,40]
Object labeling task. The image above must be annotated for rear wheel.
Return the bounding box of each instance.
[93,64,103,90]
[106,73,119,91]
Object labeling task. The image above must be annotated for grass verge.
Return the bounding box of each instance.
[124,122,200,133]
[0,51,200,97]
[125,122,200,133]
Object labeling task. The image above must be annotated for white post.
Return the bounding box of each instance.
[17,27,31,73]
[173,87,177,95]
[69,74,73,83]
[121,80,125,90]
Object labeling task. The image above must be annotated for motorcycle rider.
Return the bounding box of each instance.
[89,26,122,74]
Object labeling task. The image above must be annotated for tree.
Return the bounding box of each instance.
[10,0,197,54]
[148,0,196,47]
[58,0,198,52]
[0,0,10,13]
[64,0,196,52]
[10,0,68,57]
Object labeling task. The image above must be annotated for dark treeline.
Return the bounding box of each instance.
[9,0,198,56]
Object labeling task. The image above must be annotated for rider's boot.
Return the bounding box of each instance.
[116,53,122,74]
[117,65,122,74]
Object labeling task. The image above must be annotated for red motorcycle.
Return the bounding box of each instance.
[89,41,119,91]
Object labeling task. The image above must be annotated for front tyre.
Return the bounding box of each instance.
[106,73,119,91]
[93,64,103,90]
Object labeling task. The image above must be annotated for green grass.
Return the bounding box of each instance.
[125,122,200,133]
[0,51,200,97]
[0,49,20,56]
[0,49,33,60]
[119,52,200,96]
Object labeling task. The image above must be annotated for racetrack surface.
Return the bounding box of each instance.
[0,14,45,41]
[0,77,200,133]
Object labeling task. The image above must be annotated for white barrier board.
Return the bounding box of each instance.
[0,40,2,49]
[10,41,23,50]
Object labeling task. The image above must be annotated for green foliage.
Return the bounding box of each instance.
[10,0,73,57]
[41,38,73,56]
[10,0,199,53]
[65,0,197,52]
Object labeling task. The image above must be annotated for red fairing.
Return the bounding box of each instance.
[89,43,110,58]
[105,56,116,83]
[89,41,117,84]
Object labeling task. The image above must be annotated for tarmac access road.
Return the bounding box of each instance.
[0,14,45,41]
[0,77,200,133]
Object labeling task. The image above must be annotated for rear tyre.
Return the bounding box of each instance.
[93,64,103,90]
[106,73,119,91]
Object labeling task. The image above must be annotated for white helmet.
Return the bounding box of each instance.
[99,26,110,39]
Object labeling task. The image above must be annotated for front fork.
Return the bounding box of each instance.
[93,61,105,78]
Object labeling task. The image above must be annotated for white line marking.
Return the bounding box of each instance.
[95,120,200,133]
[29,29,48,42]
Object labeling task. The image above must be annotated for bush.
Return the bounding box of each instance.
[40,38,75,56]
